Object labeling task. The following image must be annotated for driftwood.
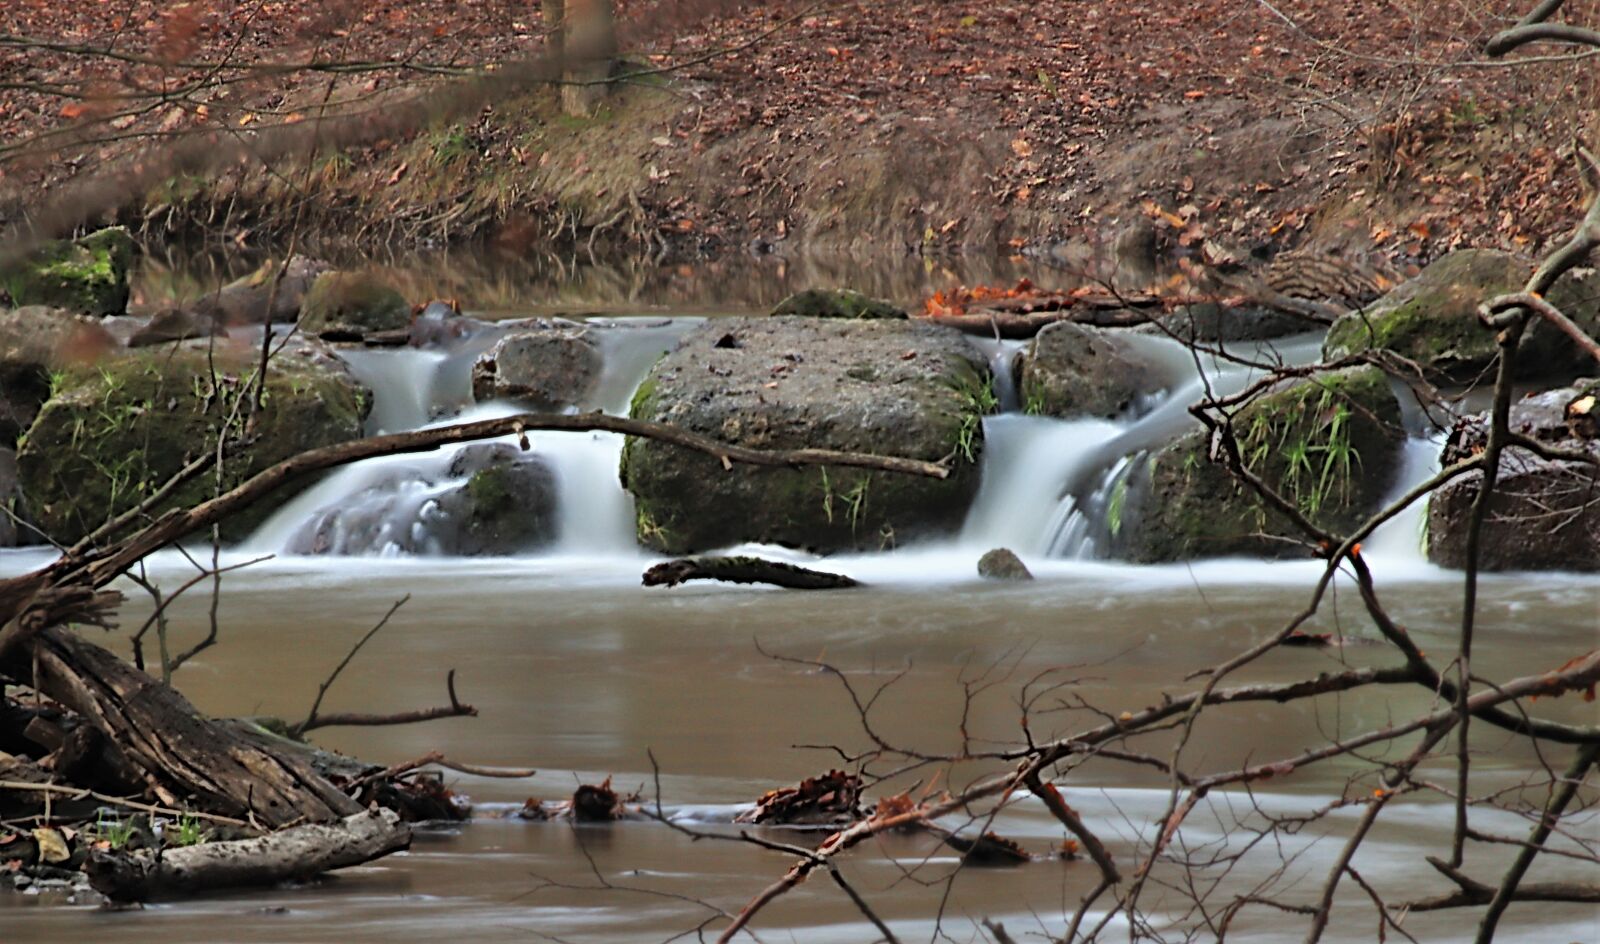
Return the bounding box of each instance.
[643,556,859,590]
[920,307,1150,338]
[7,627,361,827]
[85,807,410,902]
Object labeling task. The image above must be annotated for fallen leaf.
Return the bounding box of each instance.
[32,828,70,864]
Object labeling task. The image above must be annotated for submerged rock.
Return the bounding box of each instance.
[1115,365,1406,562]
[0,227,135,316]
[977,547,1032,580]
[1323,250,1600,384]
[1018,322,1165,419]
[471,324,601,410]
[1427,381,1600,571]
[621,316,993,553]
[770,288,907,320]
[17,338,369,544]
[299,271,411,340]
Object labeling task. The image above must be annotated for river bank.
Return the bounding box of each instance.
[2,2,1595,264]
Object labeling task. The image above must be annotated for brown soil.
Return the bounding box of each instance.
[2,1,1597,268]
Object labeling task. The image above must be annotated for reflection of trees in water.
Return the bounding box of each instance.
[134,243,1082,315]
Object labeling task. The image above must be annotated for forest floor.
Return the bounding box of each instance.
[1,0,1596,267]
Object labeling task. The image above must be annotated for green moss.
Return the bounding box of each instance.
[770,289,907,320]
[1106,475,1129,537]
[1,227,134,315]
[465,466,514,517]
[15,347,367,544]
[1120,366,1405,562]
[946,363,997,464]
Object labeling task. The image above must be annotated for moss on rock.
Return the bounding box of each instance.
[15,341,369,543]
[0,227,135,316]
[1115,366,1406,562]
[620,317,990,553]
[770,288,907,320]
[1323,249,1600,384]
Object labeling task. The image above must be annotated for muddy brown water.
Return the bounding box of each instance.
[6,254,1600,941]
[2,551,1596,943]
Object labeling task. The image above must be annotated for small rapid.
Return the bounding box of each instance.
[246,320,1438,572]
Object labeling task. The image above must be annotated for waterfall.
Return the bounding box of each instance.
[248,321,688,558]
[247,319,1438,568]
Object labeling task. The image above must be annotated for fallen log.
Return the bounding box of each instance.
[12,627,360,827]
[919,308,1150,339]
[643,556,859,590]
[85,807,410,902]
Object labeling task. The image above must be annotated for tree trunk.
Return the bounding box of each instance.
[560,0,617,117]
[542,0,565,57]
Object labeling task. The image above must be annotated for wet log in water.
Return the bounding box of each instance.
[85,808,410,902]
[643,556,859,590]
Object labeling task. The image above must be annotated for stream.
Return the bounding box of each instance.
[2,256,1597,942]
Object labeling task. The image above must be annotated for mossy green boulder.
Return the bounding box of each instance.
[1323,250,1600,384]
[298,271,411,339]
[0,306,119,447]
[770,288,907,320]
[0,227,136,316]
[16,340,369,543]
[1114,366,1406,562]
[620,316,992,553]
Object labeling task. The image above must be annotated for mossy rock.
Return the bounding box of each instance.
[299,271,411,339]
[1115,366,1406,562]
[1019,322,1166,418]
[1323,250,1600,384]
[0,306,120,447]
[770,288,907,320]
[16,340,369,544]
[0,227,135,316]
[620,317,991,553]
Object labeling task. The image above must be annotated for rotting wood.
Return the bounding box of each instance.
[7,627,360,827]
[643,556,859,590]
[85,807,410,902]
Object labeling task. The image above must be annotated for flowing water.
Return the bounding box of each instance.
[3,278,1597,943]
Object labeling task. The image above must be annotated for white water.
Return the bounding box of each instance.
[246,323,1441,575]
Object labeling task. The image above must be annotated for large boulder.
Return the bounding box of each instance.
[1019,322,1166,419]
[620,316,993,553]
[1323,250,1600,384]
[1427,381,1599,571]
[0,306,120,447]
[1115,366,1407,561]
[287,444,557,557]
[770,288,907,320]
[471,325,601,410]
[16,338,370,544]
[0,227,135,316]
[298,271,410,340]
